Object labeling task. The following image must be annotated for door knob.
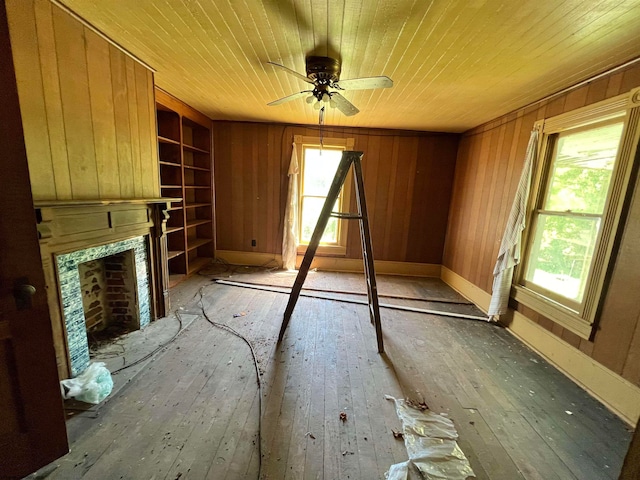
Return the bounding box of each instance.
[13,282,36,310]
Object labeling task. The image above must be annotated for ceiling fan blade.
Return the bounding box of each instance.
[335,76,393,90]
[268,62,314,84]
[331,92,359,116]
[267,90,312,106]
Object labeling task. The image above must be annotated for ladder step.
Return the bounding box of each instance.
[330,212,364,220]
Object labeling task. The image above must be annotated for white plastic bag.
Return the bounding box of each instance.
[60,362,114,404]
[385,395,475,480]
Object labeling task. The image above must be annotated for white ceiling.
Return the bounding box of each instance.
[59,0,640,132]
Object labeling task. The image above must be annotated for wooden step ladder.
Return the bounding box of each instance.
[277,151,384,353]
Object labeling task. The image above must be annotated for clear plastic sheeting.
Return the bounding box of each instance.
[385,395,475,480]
[60,361,114,404]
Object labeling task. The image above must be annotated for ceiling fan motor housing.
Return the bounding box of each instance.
[306,56,341,83]
[306,56,341,100]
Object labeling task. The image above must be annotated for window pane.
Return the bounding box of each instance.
[545,122,623,214]
[300,197,339,243]
[302,148,343,196]
[525,213,601,304]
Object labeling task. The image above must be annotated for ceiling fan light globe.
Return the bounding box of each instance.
[306,95,314,104]
[322,93,330,102]
[313,100,322,110]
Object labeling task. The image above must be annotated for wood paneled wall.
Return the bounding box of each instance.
[6,0,159,201]
[213,122,459,264]
[443,62,640,387]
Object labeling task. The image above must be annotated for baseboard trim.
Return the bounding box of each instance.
[215,250,441,277]
[440,267,640,426]
[215,250,282,267]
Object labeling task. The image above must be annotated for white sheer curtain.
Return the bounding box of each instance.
[488,129,539,318]
[282,143,299,270]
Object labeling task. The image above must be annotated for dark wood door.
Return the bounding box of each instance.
[0,1,68,477]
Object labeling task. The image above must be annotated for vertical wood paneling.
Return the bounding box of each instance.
[33,0,71,199]
[6,0,56,199]
[371,135,394,259]
[443,62,640,387]
[442,136,470,267]
[213,124,233,250]
[6,0,158,201]
[147,71,160,197]
[585,76,610,105]
[267,125,280,253]
[623,320,640,384]
[125,58,142,198]
[52,5,99,198]
[110,44,135,198]
[474,125,505,290]
[85,28,119,198]
[231,124,245,249]
[381,138,400,258]
[406,135,458,264]
[396,137,419,261]
[213,122,459,264]
[591,160,640,374]
[134,63,156,198]
[255,128,268,252]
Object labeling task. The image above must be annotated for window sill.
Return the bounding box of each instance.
[297,244,347,257]
[512,285,593,339]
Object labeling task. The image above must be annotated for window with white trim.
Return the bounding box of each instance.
[514,90,640,339]
[294,135,354,256]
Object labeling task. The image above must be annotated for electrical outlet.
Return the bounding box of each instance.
[251,239,256,247]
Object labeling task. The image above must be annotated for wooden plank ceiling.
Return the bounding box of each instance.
[58,0,640,132]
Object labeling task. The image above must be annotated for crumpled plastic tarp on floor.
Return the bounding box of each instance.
[385,395,475,480]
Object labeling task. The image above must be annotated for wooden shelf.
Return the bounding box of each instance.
[185,202,211,209]
[184,165,210,172]
[159,135,180,145]
[167,250,184,260]
[187,219,211,228]
[187,238,212,251]
[157,88,214,288]
[183,144,210,154]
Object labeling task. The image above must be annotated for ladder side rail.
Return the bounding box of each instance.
[278,151,358,342]
[353,156,384,353]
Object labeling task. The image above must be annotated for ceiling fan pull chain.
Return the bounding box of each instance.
[319,106,325,150]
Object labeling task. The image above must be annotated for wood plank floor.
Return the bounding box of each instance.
[42,269,633,479]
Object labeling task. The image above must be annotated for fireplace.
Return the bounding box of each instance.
[36,200,173,379]
[79,251,139,334]
[57,237,151,376]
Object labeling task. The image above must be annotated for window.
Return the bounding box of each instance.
[294,135,354,255]
[515,91,640,339]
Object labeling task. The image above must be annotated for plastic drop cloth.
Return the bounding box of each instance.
[385,395,475,480]
[60,361,113,404]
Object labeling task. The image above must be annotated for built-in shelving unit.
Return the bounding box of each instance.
[156,89,214,287]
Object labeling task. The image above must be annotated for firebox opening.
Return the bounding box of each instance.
[78,249,140,348]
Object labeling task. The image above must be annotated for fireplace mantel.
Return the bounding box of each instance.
[35,199,177,379]
[34,198,179,207]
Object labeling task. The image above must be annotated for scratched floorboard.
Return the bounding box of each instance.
[41,270,632,480]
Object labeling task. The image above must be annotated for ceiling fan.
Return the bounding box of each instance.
[267,56,393,116]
